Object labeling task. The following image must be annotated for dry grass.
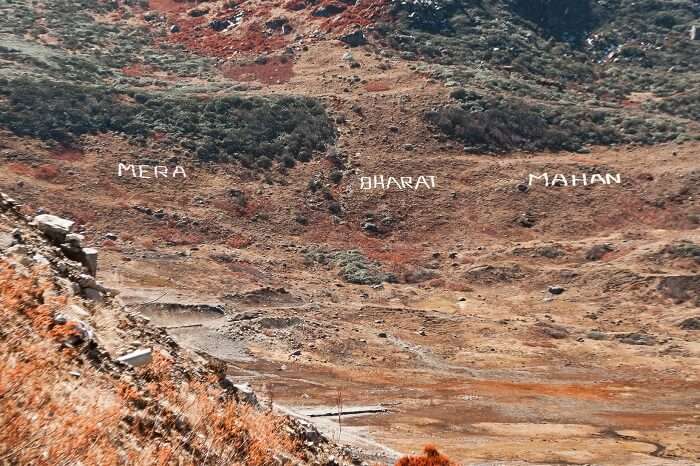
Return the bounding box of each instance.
[396,445,456,466]
[0,259,306,465]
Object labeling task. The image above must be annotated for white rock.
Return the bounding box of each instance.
[34,215,74,242]
[116,348,153,367]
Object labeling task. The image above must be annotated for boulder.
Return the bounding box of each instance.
[585,244,613,261]
[209,19,231,32]
[679,317,700,330]
[143,10,160,22]
[340,30,367,47]
[312,3,346,17]
[34,214,74,243]
[265,16,289,30]
[587,330,607,340]
[535,322,569,339]
[617,333,656,346]
[548,285,565,295]
[188,4,210,17]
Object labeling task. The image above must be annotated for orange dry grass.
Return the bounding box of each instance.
[0,260,304,465]
[396,445,456,466]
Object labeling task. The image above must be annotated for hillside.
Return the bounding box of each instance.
[1,1,699,465]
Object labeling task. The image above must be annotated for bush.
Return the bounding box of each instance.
[0,78,336,167]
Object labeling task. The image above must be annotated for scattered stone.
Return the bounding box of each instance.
[188,5,210,17]
[679,317,700,330]
[312,3,346,17]
[657,275,700,304]
[587,330,607,340]
[517,212,536,228]
[535,322,569,339]
[265,16,289,30]
[0,232,12,250]
[585,244,614,261]
[209,19,231,32]
[340,29,367,47]
[143,10,159,22]
[116,348,153,367]
[377,332,388,338]
[548,285,565,295]
[617,333,656,346]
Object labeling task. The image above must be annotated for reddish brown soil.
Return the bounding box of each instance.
[222,56,294,84]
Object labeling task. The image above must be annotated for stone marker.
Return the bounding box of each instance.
[82,247,98,276]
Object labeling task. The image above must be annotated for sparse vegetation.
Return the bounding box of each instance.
[383,0,700,151]
[304,248,397,285]
[0,77,335,165]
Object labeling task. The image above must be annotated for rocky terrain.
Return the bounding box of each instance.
[1,1,699,465]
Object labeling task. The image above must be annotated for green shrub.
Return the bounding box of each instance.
[0,77,336,166]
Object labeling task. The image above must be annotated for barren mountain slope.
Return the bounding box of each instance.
[1,1,699,465]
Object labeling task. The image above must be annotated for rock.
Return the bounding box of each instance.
[82,248,98,276]
[34,214,74,243]
[143,10,159,22]
[516,183,529,193]
[585,244,614,261]
[290,349,302,357]
[548,285,565,295]
[362,222,379,233]
[377,332,387,338]
[209,19,231,32]
[265,16,288,30]
[657,275,700,304]
[617,333,656,346]
[0,193,19,210]
[170,24,180,33]
[66,320,94,346]
[312,3,346,17]
[679,317,700,330]
[535,322,569,339]
[0,232,13,250]
[104,233,117,241]
[400,51,417,60]
[117,348,153,367]
[82,287,104,302]
[587,330,607,340]
[233,382,259,406]
[188,4,210,17]
[65,233,84,247]
[342,51,355,62]
[517,212,536,228]
[340,29,367,47]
